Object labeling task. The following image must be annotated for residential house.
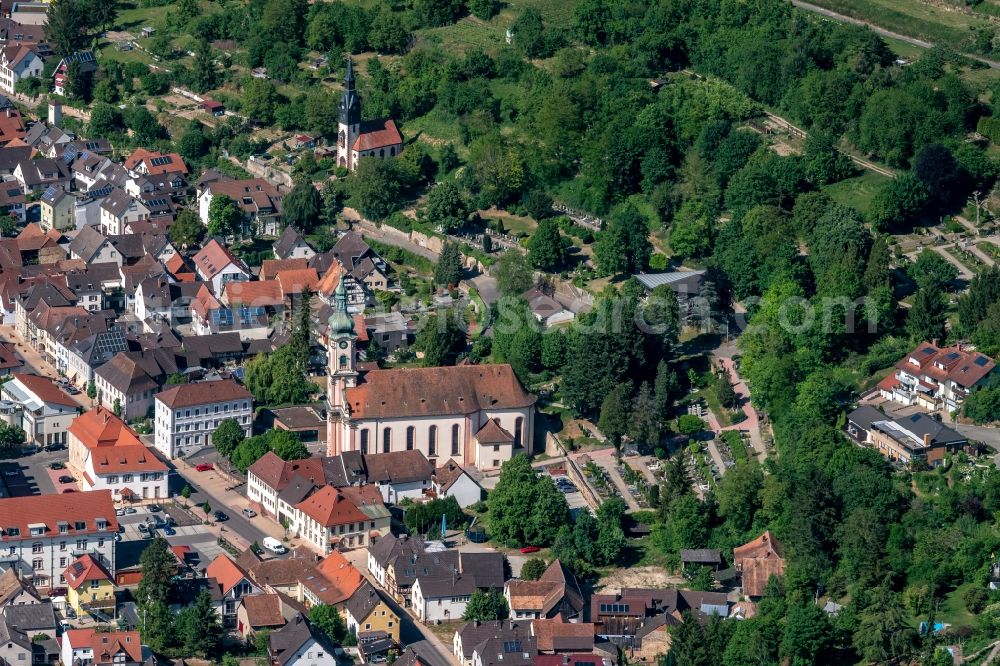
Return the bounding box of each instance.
[470,634,537,666]
[193,239,250,295]
[268,406,326,446]
[58,322,127,389]
[0,342,21,377]
[268,615,338,666]
[13,157,71,193]
[0,568,40,607]
[343,581,400,643]
[879,342,997,412]
[0,490,117,589]
[0,45,42,95]
[522,288,574,327]
[123,149,188,177]
[0,615,35,666]
[237,593,286,639]
[314,231,389,305]
[248,556,357,608]
[733,532,786,599]
[292,484,391,554]
[93,353,159,421]
[504,560,584,621]
[432,460,483,508]
[67,407,169,500]
[2,600,56,639]
[206,553,261,628]
[364,312,416,355]
[198,178,283,236]
[453,620,530,666]
[363,450,433,504]
[68,226,121,266]
[0,372,77,448]
[846,406,968,466]
[60,630,148,666]
[366,534,429,602]
[0,106,24,146]
[99,190,151,236]
[153,379,253,459]
[52,51,97,96]
[411,552,506,623]
[274,226,316,261]
[0,181,25,222]
[531,616,595,654]
[39,186,75,233]
[62,553,114,618]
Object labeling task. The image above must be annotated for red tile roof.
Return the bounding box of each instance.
[247,452,325,491]
[193,239,247,281]
[261,258,309,281]
[68,407,167,475]
[0,107,25,145]
[224,279,284,306]
[345,365,535,419]
[295,486,371,528]
[64,629,142,664]
[206,553,251,595]
[352,119,402,152]
[155,379,252,410]
[241,593,285,628]
[316,550,364,601]
[63,553,112,589]
[10,373,76,408]
[276,268,319,296]
[896,342,996,389]
[733,531,785,597]
[123,148,188,176]
[0,490,117,542]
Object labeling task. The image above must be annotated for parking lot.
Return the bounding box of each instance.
[0,446,76,497]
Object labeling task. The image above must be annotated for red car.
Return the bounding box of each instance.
[519,546,541,554]
[195,463,214,472]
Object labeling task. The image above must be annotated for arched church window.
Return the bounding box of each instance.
[451,424,460,456]
[429,426,437,457]
[339,354,347,370]
[515,417,524,448]
[360,429,369,455]
[383,428,391,453]
[406,426,415,450]
[338,130,345,148]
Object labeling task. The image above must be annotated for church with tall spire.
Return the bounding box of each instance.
[324,271,537,472]
[336,59,404,171]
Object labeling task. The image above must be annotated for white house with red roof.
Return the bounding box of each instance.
[292,485,391,555]
[336,60,402,172]
[880,341,997,413]
[153,379,253,459]
[61,629,148,666]
[123,148,188,177]
[197,177,284,236]
[192,238,250,295]
[67,407,168,500]
[205,553,261,628]
[0,490,117,589]
[0,373,78,448]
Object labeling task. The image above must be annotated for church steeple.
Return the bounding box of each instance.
[338,58,361,127]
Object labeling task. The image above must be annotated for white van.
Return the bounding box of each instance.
[262,537,287,554]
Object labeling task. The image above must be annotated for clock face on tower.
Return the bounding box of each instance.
[338,340,349,349]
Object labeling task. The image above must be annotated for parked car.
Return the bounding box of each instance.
[213,511,229,522]
[242,508,257,519]
[162,526,176,536]
[149,504,162,513]
[58,476,74,484]
[262,537,286,554]
[195,463,214,472]
[519,546,541,554]
[46,443,65,451]
[124,507,137,514]
[115,508,125,517]
[49,462,64,470]
[137,524,150,536]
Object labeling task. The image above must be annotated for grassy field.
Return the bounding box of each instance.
[804,0,986,49]
[413,0,579,54]
[823,171,892,218]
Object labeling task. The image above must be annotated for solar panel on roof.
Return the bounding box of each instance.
[975,356,989,366]
[921,347,935,354]
[502,642,521,653]
[149,156,173,166]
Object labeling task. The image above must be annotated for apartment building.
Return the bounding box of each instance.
[153,379,253,459]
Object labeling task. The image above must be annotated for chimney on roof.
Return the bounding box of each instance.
[924,433,932,447]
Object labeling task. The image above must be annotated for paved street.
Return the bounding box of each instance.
[0,325,92,409]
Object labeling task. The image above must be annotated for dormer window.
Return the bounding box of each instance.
[6,528,18,537]
[96,519,107,531]
[28,523,44,536]
[74,521,86,530]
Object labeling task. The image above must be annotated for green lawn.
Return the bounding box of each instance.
[823,171,892,218]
